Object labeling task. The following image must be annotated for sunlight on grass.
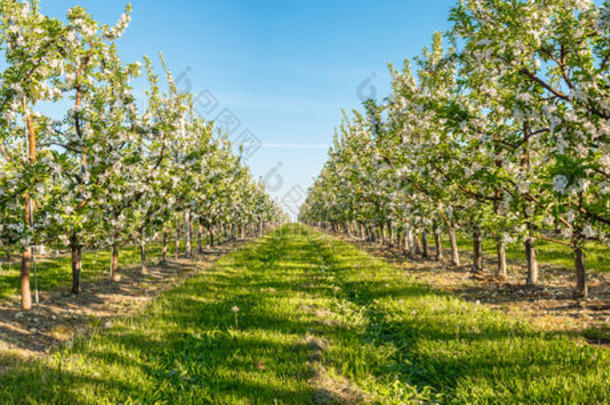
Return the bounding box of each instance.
[1,225,609,404]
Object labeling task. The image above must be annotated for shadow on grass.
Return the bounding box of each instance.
[0,234,323,403]
[314,230,610,403]
[1,227,609,404]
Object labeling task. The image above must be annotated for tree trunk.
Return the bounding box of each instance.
[496,239,507,279]
[414,233,422,255]
[406,229,413,257]
[421,232,429,259]
[525,236,538,285]
[449,227,460,266]
[20,245,32,310]
[140,241,147,274]
[20,113,37,310]
[472,230,483,273]
[185,211,192,257]
[207,225,214,248]
[434,230,442,261]
[197,221,203,253]
[161,229,168,262]
[572,228,587,298]
[175,220,180,260]
[110,227,120,281]
[521,122,538,286]
[71,243,82,294]
[110,243,120,282]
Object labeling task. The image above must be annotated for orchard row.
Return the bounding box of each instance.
[0,1,286,310]
[300,0,610,298]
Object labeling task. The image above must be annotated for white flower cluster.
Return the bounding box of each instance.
[1,2,285,259]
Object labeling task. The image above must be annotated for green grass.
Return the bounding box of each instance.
[443,234,610,273]
[0,243,170,300]
[1,224,609,404]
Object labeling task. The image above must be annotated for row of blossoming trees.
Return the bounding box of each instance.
[0,1,285,310]
[300,0,610,298]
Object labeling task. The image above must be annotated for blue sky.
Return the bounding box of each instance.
[43,0,455,214]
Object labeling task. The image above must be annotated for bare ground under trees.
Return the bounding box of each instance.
[338,234,610,345]
[0,242,244,361]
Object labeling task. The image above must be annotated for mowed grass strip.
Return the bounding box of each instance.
[0,224,608,404]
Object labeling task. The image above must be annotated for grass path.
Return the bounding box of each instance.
[1,225,609,404]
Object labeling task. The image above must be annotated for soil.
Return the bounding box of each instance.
[339,235,610,345]
[0,242,241,359]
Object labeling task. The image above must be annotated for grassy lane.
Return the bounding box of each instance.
[1,225,609,404]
